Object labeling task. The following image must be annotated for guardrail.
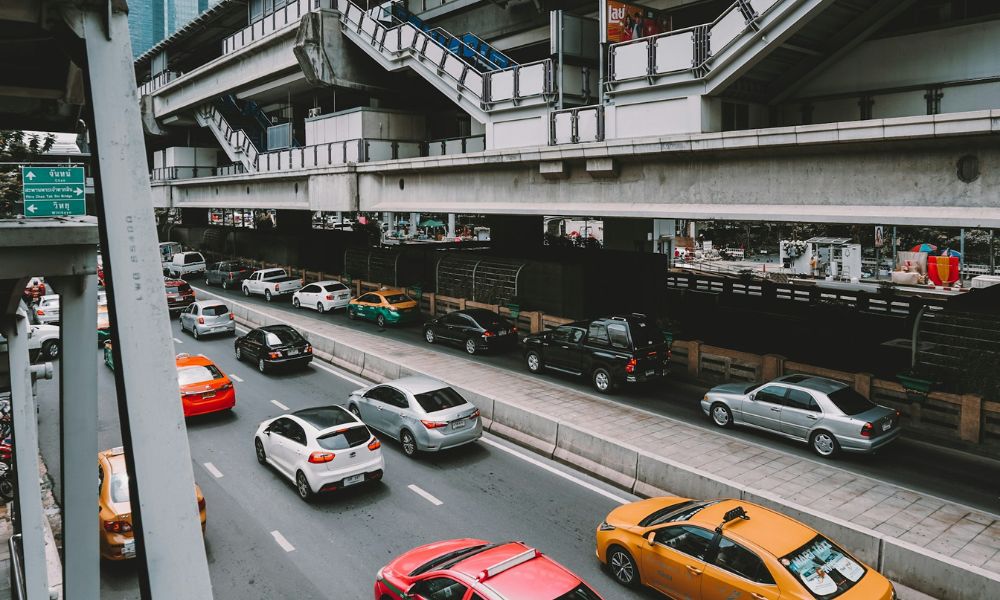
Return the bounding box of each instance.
[223,0,332,55]
[151,164,247,181]
[427,135,485,156]
[137,70,181,96]
[257,139,424,172]
[549,105,604,145]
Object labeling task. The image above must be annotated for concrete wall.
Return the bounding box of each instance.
[305,108,427,145]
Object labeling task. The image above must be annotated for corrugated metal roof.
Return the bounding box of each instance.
[133,0,248,68]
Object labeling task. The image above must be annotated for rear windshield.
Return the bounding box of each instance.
[781,535,865,599]
[221,262,249,271]
[384,294,411,305]
[316,425,372,450]
[202,305,229,316]
[264,328,304,346]
[414,387,466,413]
[183,253,204,264]
[554,584,602,600]
[827,388,876,416]
[177,364,224,386]
[166,283,191,294]
[629,320,666,347]
[324,283,349,292]
[110,472,130,503]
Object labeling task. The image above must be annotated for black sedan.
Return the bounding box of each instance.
[234,324,312,373]
[423,308,518,355]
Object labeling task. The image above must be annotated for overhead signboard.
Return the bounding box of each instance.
[21,166,86,217]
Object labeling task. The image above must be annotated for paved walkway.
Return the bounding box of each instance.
[243,301,1000,576]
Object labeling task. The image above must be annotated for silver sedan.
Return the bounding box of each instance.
[347,376,482,457]
[178,300,236,339]
[700,374,901,458]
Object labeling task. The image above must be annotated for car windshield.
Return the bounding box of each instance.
[202,305,229,316]
[629,320,666,347]
[554,584,603,600]
[264,328,304,346]
[316,425,372,450]
[827,388,876,416]
[781,535,866,599]
[384,294,411,304]
[642,500,719,527]
[110,472,130,503]
[413,387,466,413]
[177,364,223,386]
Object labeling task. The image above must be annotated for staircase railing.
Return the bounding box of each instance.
[199,105,260,170]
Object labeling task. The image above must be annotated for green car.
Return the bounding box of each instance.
[103,341,114,370]
[346,289,420,327]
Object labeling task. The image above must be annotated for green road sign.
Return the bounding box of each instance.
[21,166,86,217]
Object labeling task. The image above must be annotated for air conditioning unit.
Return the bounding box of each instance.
[307,107,322,118]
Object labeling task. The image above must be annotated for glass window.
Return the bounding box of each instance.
[588,322,610,345]
[654,526,715,560]
[629,319,666,347]
[317,425,372,450]
[268,418,289,436]
[359,293,379,303]
[263,328,304,346]
[551,327,572,343]
[642,500,720,527]
[714,537,775,584]
[166,282,192,294]
[781,535,865,599]
[364,387,387,401]
[324,283,349,292]
[443,312,468,326]
[384,387,409,409]
[301,284,319,293]
[177,364,224,386]
[284,421,306,445]
[110,471,130,503]
[409,577,468,600]
[786,389,820,412]
[414,387,466,413]
[384,293,411,305]
[608,323,630,349]
[202,305,229,316]
[755,385,787,405]
[554,584,602,600]
[827,388,876,416]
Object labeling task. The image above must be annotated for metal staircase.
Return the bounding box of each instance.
[195,105,260,173]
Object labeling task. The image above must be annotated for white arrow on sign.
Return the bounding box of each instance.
[74,187,83,195]
[26,204,37,213]
[25,172,36,181]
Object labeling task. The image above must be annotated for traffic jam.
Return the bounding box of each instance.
[18,246,903,600]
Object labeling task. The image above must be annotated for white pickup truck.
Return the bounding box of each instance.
[241,268,302,302]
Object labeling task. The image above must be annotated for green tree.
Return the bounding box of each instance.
[0,131,56,217]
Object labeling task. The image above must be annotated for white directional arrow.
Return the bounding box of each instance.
[25,171,36,181]
[74,187,83,195]
[26,204,37,213]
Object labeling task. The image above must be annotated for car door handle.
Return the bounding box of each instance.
[807,414,818,420]
[560,345,569,349]
[770,407,780,412]
[376,406,383,411]
[686,565,702,576]
[751,594,768,600]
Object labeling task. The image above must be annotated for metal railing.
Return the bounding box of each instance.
[608,0,783,84]
[151,163,247,181]
[137,70,181,96]
[549,105,604,145]
[199,105,261,169]
[257,138,425,172]
[426,134,486,156]
[222,0,333,55]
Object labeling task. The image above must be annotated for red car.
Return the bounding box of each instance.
[374,539,603,600]
[165,278,196,315]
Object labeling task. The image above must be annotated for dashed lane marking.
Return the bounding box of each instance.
[203,462,223,479]
[308,360,366,388]
[271,400,289,411]
[230,374,244,383]
[408,484,443,506]
[172,337,183,344]
[270,530,295,552]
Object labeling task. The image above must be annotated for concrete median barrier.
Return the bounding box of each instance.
[489,400,558,457]
[881,536,1000,600]
[553,423,638,490]
[634,450,744,501]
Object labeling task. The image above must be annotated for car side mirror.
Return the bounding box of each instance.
[263,428,271,436]
[748,393,756,401]
[646,532,656,545]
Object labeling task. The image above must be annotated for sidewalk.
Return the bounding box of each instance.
[215,290,1000,599]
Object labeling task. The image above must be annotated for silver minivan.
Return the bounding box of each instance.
[347,376,482,457]
[178,300,235,339]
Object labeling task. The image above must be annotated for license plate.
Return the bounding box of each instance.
[343,474,364,486]
[288,349,300,356]
[645,369,656,376]
[882,421,891,431]
[498,329,508,335]
[202,392,215,399]
[123,539,135,558]
[451,420,467,430]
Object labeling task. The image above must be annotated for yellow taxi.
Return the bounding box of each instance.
[98,447,206,560]
[597,497,895,600]
[346,288,419,328]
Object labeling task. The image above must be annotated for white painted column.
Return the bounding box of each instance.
[447,214,456,239]
[410,212,420,237]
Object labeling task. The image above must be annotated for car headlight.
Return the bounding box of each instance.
[598,521,615,532]
[703,395,709,402]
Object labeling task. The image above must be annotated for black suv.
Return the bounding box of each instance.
[522,314,669,393]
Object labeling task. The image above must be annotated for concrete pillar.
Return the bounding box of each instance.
[853,372,873,399]
[959,394,982,443]
[687,341,702,377]
[762,354,785,382]
[410,212,420,237]
[180,207,208,226]
[487,215,543,254]
[604,217,653,252]
[447,214,456,239]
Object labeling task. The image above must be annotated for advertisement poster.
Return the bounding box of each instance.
[606,0,671,43]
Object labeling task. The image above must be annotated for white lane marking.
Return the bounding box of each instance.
[172,337,183,344]
[203,462,223,479]
[481,437,631,505]
[408,484,443,506]
[270,530,295,552]
[309,359,366,388]
[230,374,244,383]
[271,400,289,411]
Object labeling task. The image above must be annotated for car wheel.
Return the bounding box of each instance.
[811,431,840,458]
[264,290,272,302]
[235,345,242,361]
[316,302,325,314]
[710,402,733,428]
[295,471,314,502]
[347,307,357,320]
[400,429,418,458]
[254,439,266,465]
[258,358,267,374]
[465,338,478,355]
[242,286,250,297]
[192,327,200,340]
[526,351,542,373]
[41,340,60,359]
[424,328,435,344]
[607,546,639,588]
[349,404,361,419]
[592,367,614,394]
[376,314,386,328]
[292,297,300,308]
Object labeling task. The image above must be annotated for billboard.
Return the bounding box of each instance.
[606,0,671,43]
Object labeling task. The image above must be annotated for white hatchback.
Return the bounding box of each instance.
[292,280,352,313]
[254,405,385,501]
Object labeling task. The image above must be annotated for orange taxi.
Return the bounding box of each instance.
[98,447,205,560]
[176,353,236,416]
[347,288,419,328]
[597,497,895,600]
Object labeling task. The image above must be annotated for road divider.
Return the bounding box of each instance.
[197,286,1000,600]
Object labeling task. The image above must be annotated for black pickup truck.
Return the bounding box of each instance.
[522,314,670,393]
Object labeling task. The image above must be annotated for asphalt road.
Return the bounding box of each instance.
[34,318,660,599]
[189,282,1000,515]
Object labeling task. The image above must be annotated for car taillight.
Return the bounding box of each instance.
[305,345,312,354]
[219,383,233,391]
[325,294,333,300]
[625,357,637,374]
[229,313,234,320]
[269,351,281,359]
[197,497,206,510]
[511,326,518,333]
[860,422,873,437]
[103,520,132,533]
[482,331,494,337]
[421,420,447,429]
[368,438,381,451]
[308,451,335,463]
[36,309,44,316]
[274,284,280,291]
[470,409,481,419]
[197,317,205,324]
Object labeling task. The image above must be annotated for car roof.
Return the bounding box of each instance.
[450,542,581,598]
[175,353,214,367]
[258,324,299,334]
[191,300,227,308]
[314,280,347,287]
[291,406,357,431]
[774,375,846,393]
[373,288,405,295]
[461,308,504,320]
[686,499,816,557]
[382,375,449,395]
